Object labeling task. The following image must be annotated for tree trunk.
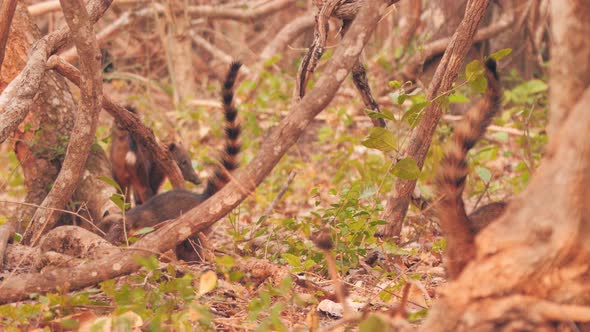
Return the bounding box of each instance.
[421,1,590,330]
[0,5,120,237]
[1,5,75,228]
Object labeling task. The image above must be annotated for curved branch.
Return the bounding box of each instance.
[260,15,315,61]
[0,0,112,144]
[22,0,103,245]
[0,0,391,304]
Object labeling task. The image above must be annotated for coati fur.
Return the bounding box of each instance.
[110,106,154,205]
[103,61,242,262]
[109,108,201,205]
[435,58,505,277]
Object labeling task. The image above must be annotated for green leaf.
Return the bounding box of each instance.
[519,79,548,95]
[392,158,421,180]
[389,90,407,105]
[215,255,236,269]
[359,315,389,332]
[470,75,488,93]
[98,176,122,192]
[465,60,485,81]
[361,128,396,152]
[493,132,509,142]
[13,232,22,243]
[402,101,430,127]
[488,48,512,61]
[388,80,402,89]
[366,109,396,121]
[476,166,492,182]
[133,227,155,236]
[282,253,302,267]
[448,92,470,104]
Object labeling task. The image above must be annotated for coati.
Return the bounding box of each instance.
[103,61,242,262]
[435,58,506,275]
[110,107,201,205]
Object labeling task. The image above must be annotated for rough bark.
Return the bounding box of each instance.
[22,0,103,245]
[379,0,492,239]
[1,5,75,226]
[0,0,391,304]
[548,0,590,136]
[421,87,590,332]
[0,0,17,71]
[420,2,590,329]
[0,0,113,144]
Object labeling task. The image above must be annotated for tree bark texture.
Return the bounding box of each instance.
[22,0,103,245]
[1,5,75,226]
[548,0,590,136]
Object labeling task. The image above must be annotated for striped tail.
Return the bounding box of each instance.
[435,58,502,277]
[204,61,242,197]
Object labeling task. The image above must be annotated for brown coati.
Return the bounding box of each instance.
[435,58,505,277]
[110,106,153,205]
[103,61,242,262]
[109,108,201,205]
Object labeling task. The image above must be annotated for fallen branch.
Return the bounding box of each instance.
[48,55,185,190]
[0,0,391,304]
[22,0,103,246]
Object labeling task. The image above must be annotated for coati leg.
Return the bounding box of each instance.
[435,58,503,279]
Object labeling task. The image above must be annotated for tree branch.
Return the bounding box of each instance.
[0,0,391,304]
[380,0,493,238]
[403,11,514,80]
[0,0,112,144]
[22,0,103,245]
[186,0,296,21]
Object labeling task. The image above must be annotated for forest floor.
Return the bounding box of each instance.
[0,58,539,330]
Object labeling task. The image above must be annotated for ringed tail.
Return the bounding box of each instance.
[435,58,502,235]
[204,61,242,197]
